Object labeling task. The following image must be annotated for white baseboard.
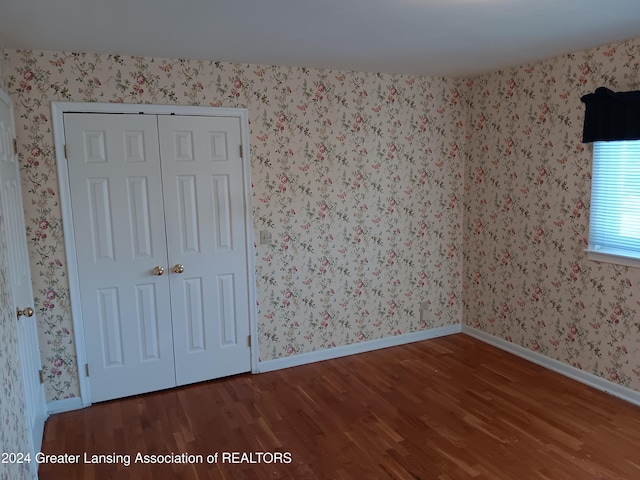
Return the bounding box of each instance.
[462,325,640,407]
[47,396,84,415]
[44,326,462,414]
[44,326,639,416]
[257,324,463,373]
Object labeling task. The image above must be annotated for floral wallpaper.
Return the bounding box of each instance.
[4,34,640,405]
[0,175,32,480]
[463,37,640,392]
[4,49,465,401]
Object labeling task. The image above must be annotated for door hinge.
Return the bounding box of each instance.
[239,145,243,158]
[247,335,251,347]
[13,138,17,155]
[64,144,69,158]
[39,369,45,384]
[85,363,90,377]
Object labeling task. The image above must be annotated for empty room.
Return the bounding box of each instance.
[2,0,640,479]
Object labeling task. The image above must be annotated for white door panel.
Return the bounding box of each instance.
[0,92,47,475]
[64,112,252,402]
[158,115,251,386]
[64,113,175,402]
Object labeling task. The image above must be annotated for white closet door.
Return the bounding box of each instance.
[64,113,176,402]
[158,115,251,386]
[0,91,47,471]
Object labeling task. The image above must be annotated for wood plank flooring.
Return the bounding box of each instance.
[38,334,640,479]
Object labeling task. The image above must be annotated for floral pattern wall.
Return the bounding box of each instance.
[4,49,465,401]
[463,37,640,392]
[5,34,640,405]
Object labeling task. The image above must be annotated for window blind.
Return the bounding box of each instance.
[588,140,640,261]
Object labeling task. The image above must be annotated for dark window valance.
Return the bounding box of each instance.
[581,87,640,143]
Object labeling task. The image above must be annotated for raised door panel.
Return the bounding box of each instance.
[64,113,175,402]
[158,115,251,386]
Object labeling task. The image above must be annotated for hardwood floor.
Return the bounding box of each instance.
[39,334,640,479]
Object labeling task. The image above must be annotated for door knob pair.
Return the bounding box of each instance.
[16,306,34,319]
[153,264,184,276]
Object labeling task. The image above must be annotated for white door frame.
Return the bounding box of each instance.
[51,102,259,408]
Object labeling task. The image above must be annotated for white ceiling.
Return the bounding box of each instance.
[2,0,640,77]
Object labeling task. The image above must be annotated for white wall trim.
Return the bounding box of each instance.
[51,102,249,117]
[256,324,462,373]
[51,102,257,407]
[44,323,640,412]
[462,325,640,407]
[47,397,84,415]
[51,103,91,407]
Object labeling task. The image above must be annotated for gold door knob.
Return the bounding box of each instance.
[16,306,34,319]
[173,264,184,274]
[152,266,165,276]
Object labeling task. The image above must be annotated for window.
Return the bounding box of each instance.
[587,140,640,267]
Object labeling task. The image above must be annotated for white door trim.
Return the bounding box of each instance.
[51,102,259,408]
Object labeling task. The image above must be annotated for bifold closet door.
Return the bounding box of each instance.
[64,112,252,403]
[64,113,176,402]
[158,115,251,386]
